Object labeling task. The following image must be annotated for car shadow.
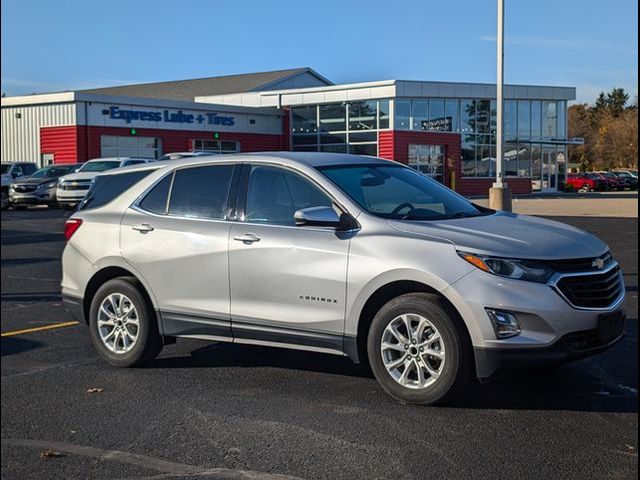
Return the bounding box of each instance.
[1,292,62,302]
[1,337,43,356]
[146,325,637,414]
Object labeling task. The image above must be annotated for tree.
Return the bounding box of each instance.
[568,88,638,170]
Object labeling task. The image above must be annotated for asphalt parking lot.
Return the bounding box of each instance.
[1,207,638,480]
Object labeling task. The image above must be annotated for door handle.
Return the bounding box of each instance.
[132,223,154,233]
[233,233,261,244]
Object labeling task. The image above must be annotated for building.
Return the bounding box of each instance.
[1,67,576,194]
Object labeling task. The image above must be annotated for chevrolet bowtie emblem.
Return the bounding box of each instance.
[592,258,605,269]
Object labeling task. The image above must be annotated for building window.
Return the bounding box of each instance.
[445,99,459,132]
[319,103,346,132]
[531,101,542,140]
[542,101,557,139]
[292,106,317,134]
[408,144,444,183]
[517,100,531,139]
[192,139,239,153]
[379,99,390,129]
[504,100,517,141]
[411,99,428,130]
[349,101,377,131]
[556,101,566,139]
[291,100,389,154]
[101,135,162,159]
[394,99,411,130]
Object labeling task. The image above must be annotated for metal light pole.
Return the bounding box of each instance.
[489,0,513,211]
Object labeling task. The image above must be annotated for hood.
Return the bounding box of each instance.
[11,177,57,186]
[388,211,609,260]
[58,171,100,182]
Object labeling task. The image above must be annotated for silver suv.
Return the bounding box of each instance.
[61,153,626,404]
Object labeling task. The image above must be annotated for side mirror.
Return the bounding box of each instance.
[294,206,355,230]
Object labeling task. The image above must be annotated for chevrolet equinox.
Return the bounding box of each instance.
[61,152,626,404]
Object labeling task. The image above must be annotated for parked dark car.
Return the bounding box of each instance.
[610,171,639,190]
[8,164,80,208]
[593,172,626,191]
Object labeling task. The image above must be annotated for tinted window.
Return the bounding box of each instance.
[79,171,152,211]
[319,164,487,221]
[139,174,172,214]
[30,166,72,178]
[168,165,234,219]
[245,166,332,226]
[123,159,146,166]
[79,160,121,172]
[22,164,37,175]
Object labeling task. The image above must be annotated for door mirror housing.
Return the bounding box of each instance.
[294,206,356,230]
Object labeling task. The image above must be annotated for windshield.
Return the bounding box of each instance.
[0,164,10,175]
[30,166,72,178]
[78,160,121,172]
[318,164,491,220]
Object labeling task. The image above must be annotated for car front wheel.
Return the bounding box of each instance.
[367,293,471,405]
[88,277,162,367]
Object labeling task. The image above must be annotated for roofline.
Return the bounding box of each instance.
[251,67,334,91]
[249,79,576,96]
[1,91,283,115]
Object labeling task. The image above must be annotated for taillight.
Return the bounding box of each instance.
[64,218,83,240]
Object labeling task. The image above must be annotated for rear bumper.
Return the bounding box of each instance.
[62,294,85,323]
[474,314,626,381]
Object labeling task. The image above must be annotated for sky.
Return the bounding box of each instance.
[1,0,637,104]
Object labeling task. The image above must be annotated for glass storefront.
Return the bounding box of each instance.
[291,99,389,155]
[291,97,568,189]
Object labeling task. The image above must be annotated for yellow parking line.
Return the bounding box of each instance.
[1,321,80,338]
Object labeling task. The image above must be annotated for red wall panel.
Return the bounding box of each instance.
[40,126,80,164]
[42,125,284,164]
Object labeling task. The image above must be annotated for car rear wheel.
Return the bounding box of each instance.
[367,293,471,405]
[88,277,162,367]
[581,183,591,192]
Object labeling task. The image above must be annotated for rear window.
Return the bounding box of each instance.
[79,170,152,211]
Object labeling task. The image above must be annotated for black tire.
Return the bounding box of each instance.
[582,184,591,192]
[46,201,59,209]
[0,191,8,210]
[88,277,162,367]
[367,293,471,405]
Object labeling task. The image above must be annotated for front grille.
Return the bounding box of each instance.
[14,185,37,193]
[61,182,91,191]
[556,266,624,309]
[543,252,614,273]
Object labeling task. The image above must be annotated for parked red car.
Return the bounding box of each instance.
[565,173,608,192]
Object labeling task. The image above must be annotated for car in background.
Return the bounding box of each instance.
[593,172,626,191]
[8,164,80,208]
[565,173,608,192]
[158,151,217,161]
[56,157,154,209]
[599,171,638,191]
[611,170,639,189]
[1,162,38,209]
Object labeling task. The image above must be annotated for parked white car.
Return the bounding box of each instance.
[56,157,154,209]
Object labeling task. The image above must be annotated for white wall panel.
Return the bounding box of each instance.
[1,103,76,164]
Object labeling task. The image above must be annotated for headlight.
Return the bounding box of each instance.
[458,251,554,284]
[38,181,57,190]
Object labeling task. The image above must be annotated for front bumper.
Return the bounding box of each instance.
[474,314,625,380]
[56,187,89,204]
[9,188,56,204]
[444,267,627,379]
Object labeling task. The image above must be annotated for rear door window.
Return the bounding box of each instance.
[79,170,153,211]
[168,165,235,220]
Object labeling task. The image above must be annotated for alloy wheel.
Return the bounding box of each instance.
[380,313,445,389]
[97,293,140,354]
